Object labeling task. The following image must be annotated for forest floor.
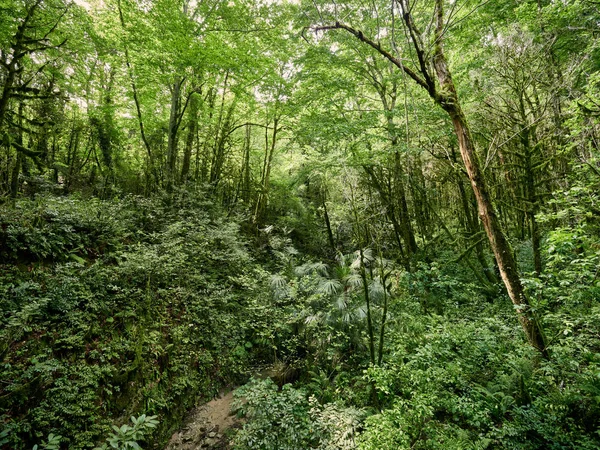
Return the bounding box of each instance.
[164,366,273,449]
[164,391,240,450]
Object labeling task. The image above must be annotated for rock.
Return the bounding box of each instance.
[208,431,217,438]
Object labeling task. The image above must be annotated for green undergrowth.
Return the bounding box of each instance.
[230,246,600,449]
[0,190,272,448]
[2,187,600,449]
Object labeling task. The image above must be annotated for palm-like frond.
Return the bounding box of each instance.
[335,295,348,311]
[305,311,324,325]
[333,263,351,280]
[270,274,289,300]
[294,263,313,277]
[368,279,385,301]
[284,246,298,256]
[354,304,367,320]
[350,252,362,270]
[351,248,375,269]
[345,273,363,288]
[318,279,343,296]
[312,261,329,277]
[295,261,329,277]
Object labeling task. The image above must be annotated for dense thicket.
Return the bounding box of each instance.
[0,191,275,447]
[1,0,599,448]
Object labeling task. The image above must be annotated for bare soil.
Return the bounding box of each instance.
[164,391,240,450]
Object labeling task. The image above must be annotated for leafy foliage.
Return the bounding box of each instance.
[94,415,159,450]
[232,378,363,450]
[0,192,270,448]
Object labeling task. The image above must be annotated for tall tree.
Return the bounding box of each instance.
[0,0,69,197]
[307,0,549,356]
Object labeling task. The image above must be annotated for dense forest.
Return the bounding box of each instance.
[1,0,599,448]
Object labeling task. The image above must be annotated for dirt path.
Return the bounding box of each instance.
[164,391,239,450]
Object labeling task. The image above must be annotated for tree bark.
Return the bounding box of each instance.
[180,93,198,183]
[431,0,547,356]
[322,196,336,253]
[166,78,182,188]
[254,116,279,222]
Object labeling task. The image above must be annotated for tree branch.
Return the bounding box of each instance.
[311,22,430,92]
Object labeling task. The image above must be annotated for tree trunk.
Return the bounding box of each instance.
[444,104,547,356]
[433,0,547,357]
[322,197,336,253]
[377,261,389,366]
[117,0,155,182]
[10,151,22,198]
[359,246,376,366]
[456,164,497,284]
[180,92,198,183]
[254,116,279,222]
[394,151,418,255]
[243,124,251,203]
[166,78,182,189]
[362,164,409,268]
[430,2,546,354]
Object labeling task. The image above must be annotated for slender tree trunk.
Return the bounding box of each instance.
[377,260,389,366]
[51,135,59,183]
[10,151,22,199]
[210,73,230,186]
[394,151,418,254]
[117,0,155,182]
[210,101,235,189]
[359,246,376,366]
[254,116,279,222]
[322,197,336,253]
[375,78,418,258]
[363,165,409,267]
[166,78,182,189]
[457,171,497,284]
[442,102,548,356]
[198,88,216,182]
[0,2,36,131]
[243,124,251,203]
[518,98,543,276]
[181,92,198,183]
